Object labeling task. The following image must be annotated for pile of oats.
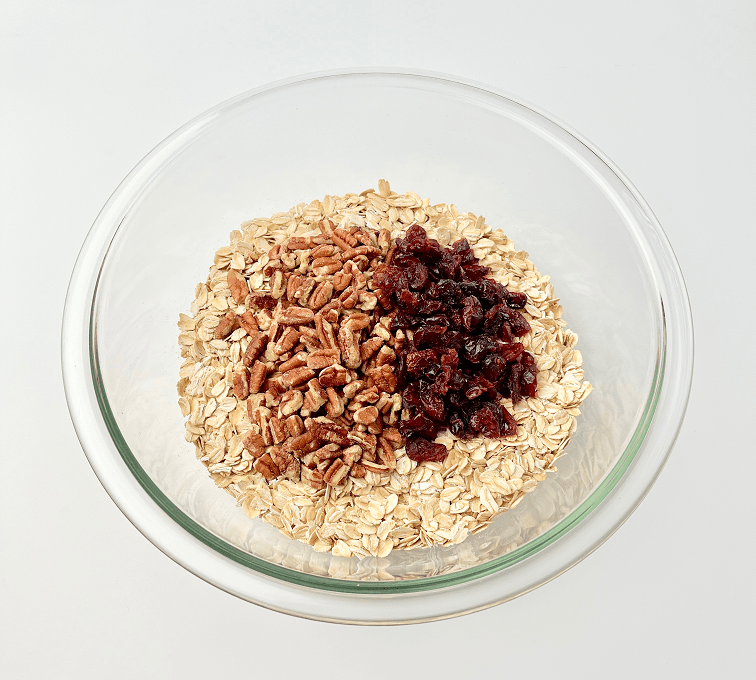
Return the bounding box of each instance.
[177,180,592,558]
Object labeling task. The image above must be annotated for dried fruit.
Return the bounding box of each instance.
[373,223,538,461]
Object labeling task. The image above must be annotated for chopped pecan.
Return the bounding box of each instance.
[227,270,249,304]
[318,364,349,388]
[281,366,315,388]
[278,306,315,325]
[342,312,370,332]
[332,269,353,292]
[306,348,340,370]
[367,365,397,392]
[246,393,266,420]
[232,368,251,399]
[361,460,389,474]
[270,270,285,299]
[360,337,383,362]
[279,351,308,373]
[284,431,314,452]
[325,387,345,418]
[309,281,333,310]
[293,278,316,306]
[302,379,328,413]
[367,418,384,435]
[214,311,238,339]
[342,380,364,399]
[245,361,265,396]
[322,458,349,485]
[301,466,325,490]
[286,274,304,301]
[254,453,279,481]
[341,445,362,467]
[382,427,403,444]
[242,432,265,458]
[376,345,396,367]
[309,244,336,258]
[377,436,397,469]
[270,447,300,481]
[338,327,361,369]
[357,291,378,311]
[353,405,379,425]
[243,332,269,366]
[339,286,359,310]
[350,462,367,478]
[332,227,358,247]
[312,443,342,461]
[279,389,304,417]
[269,417,287,444]
[238,311,259,335]
[273,327,300,355]
[346,430,377,455]
[285,414,305,437]
[286,236,318,250]
[377,228,391,254]
[297,326,321,351]
[309,419,350,446]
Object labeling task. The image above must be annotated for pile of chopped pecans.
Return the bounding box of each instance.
[215,220,407,490]
[177,181,592,558]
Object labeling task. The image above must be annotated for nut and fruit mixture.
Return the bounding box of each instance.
[177,181,592,558]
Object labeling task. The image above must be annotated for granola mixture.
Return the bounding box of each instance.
[177,181,592,558]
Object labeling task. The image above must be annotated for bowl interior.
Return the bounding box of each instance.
[92,73,661,586]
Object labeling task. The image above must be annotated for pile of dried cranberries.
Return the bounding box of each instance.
[373,224,537,463]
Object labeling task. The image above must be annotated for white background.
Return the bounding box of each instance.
[2,1,754,678]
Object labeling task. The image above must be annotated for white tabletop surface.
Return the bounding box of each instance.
[2,1,754,678]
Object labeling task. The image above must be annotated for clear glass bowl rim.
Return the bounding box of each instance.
[62,67,694,622]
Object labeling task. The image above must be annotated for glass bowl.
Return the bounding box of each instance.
[62,69,693,624]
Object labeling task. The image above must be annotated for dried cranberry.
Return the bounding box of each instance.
[371,223,539,462]
[405,349,440,375]
[406,437,448,462]
[461,295,484,331]
[414,325,447,348]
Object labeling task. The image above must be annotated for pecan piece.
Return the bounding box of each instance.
[286,236,318,250]
[238,311,259,335]
[312,258,342,276]
[243,332,269,366]
[232,368,251,399]
[285,414,305,437]
[339,286,359,310]
[279,351,308,373]
[376,345,396,367]
[332,269,353,292]
[306,348,340,370]
[286,274,304,301]
[323,459,349,486]
[283,431,314,453]
[341,445,362,467]
[360,337,383,362]
[342,380,364,399]
[309,281,333,310]
[247,360,267,395]
[254,453,279,481]
[350,463,367,478]
[338,327,361,369]
[367,365,397,392]
[310,244,337,259]
[342,312,370,332]
[293,277,316,306]
[273,327,300,355]
[302,379,328,413]
[269,417,287,444]
[281,366,315,388]
[325,387,345,418]
[278,306,315,326]
[353,405,379,425]
[309,419,350,446]
[242,432,265,458]
[318,364,349,388]
[377,436,397,470]
[278,389,304,417]
[270,270,286,299]
[301,466,325,490]
[214,311,238,339]
[227,270,249,304]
